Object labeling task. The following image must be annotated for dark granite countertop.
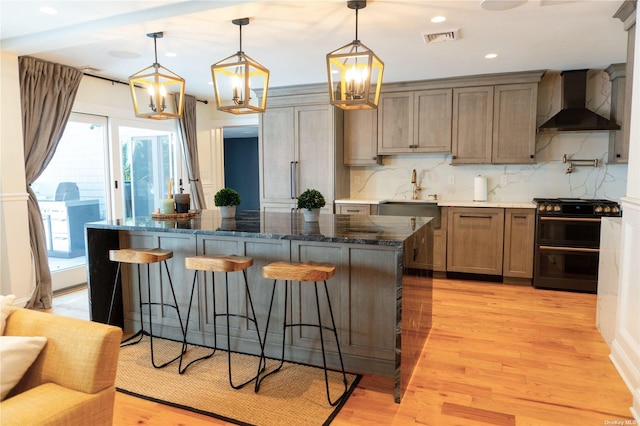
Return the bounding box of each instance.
[85,210,432,246]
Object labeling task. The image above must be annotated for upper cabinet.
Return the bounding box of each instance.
[491,83,538,164]
[344,109,380,166]
[377,89,452,154]
[368,71,543,164]
[610,0,636,164]
[451,86,494,164]
[452,83,537,165]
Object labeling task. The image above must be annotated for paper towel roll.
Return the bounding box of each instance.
[474,175,488,201]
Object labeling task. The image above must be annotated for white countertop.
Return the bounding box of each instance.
[335,199,536,209]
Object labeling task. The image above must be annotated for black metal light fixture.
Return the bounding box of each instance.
[211,18,270,114]
[326,0,384,110]
[129,32,185,119]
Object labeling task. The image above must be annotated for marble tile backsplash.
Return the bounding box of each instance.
[349,70,628,203]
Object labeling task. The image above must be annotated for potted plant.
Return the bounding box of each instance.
[214,187,241,218]
[297,188,325,222]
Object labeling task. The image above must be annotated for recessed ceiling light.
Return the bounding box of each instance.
[39,6,58,15]
[431,16,446,23]
[208,81,213,86]
[166,52,177,58]
[485,53,498,59]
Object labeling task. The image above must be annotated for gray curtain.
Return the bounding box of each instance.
[19,56,83,309]
[175,94,206,209]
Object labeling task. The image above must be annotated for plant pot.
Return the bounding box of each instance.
[302,208,320,222]
[220,205,236,219]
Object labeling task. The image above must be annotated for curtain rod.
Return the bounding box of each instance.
[84,73,209,104]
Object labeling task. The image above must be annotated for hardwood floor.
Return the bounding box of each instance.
[50,278,635,425]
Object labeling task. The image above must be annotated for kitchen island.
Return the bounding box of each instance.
[85,210,433,402]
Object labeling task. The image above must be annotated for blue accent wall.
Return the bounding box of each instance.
[223,137,259,211]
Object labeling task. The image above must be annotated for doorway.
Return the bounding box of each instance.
[223,128,259,211]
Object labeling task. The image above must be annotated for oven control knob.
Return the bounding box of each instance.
[553,205,561,212]
[612,206,620,214]
[538,205,546,212]
[545,205,554,212]
[595,206,603,214]
[604,206,611,214]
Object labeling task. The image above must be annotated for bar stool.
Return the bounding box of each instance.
[107,247,185,369]
[181,254,265,389]
[257,261,348,406]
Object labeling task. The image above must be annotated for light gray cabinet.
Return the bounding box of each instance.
[614,0,636,164]
[344,109,380,166]
[607,64,628,164]
[451,86,494,164]
[260,99,348,211]
[452,83,537,165]
[492,83,537,164]
[503,208,535,281]
[446,207,505,275]
[335,203,376,215]
[378,89,453,154]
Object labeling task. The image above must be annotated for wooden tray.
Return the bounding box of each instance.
[151,211,197,220]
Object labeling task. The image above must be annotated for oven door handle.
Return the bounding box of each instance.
[539,245,599,253]
[539,217,601,223]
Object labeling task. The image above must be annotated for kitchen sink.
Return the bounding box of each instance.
[377,200,440,229]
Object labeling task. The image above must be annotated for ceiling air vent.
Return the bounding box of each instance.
[422,29,461,43]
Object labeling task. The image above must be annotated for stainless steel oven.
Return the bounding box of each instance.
[533,198,621,293]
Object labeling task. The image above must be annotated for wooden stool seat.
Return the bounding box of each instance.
[109,248,173,264]
[262,261,335,282]
[185,255,253,273]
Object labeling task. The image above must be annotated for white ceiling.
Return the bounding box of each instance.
[0,0,628,104]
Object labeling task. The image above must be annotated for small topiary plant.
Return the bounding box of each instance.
[214,187,241,207]
[297,188,326,211]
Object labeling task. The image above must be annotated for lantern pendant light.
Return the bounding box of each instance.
[211,18,270,114]
[129,32,185,119]
[326,0,384,110]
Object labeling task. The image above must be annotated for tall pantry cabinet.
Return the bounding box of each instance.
[259,88,349,212]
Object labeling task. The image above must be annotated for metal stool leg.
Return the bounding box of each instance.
[225,269,265,389]
[315,280,348,406]
[119,263,145,347]
[146,260,186,369]
[179,270,216,374]
[255,278,287,392]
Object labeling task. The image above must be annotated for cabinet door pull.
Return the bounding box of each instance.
[459,214,492,219]
[513,215,528,219]
[290,161,295,199]
[346,209,359,213]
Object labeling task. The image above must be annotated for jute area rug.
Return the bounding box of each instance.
[115,336,361,426]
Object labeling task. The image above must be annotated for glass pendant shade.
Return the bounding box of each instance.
[211,18,269,114]
[326,0,383,110]
[129,32,185,120]
[327,40,383,110]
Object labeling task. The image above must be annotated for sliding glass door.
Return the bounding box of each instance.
[33,113,109,291]
[33,114,183,292]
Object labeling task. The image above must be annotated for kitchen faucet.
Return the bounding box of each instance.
[411,169,422,200]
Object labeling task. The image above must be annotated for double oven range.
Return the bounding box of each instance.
[533,198,621,293]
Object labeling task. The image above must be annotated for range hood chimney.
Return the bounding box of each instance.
[538,69,620,133]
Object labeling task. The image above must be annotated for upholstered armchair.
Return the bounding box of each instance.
[1,307,122,425]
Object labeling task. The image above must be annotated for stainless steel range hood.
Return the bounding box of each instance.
[538,69,620,133]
